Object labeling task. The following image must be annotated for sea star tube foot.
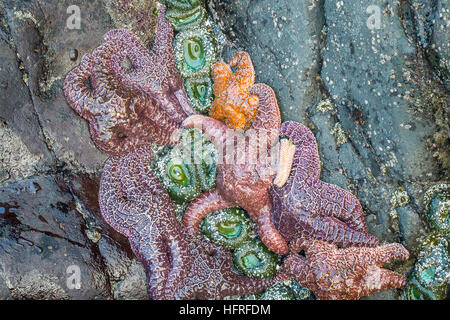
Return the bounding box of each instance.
[270,121,379,248]
[283,236,409,300]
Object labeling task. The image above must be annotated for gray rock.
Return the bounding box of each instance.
[0,38,54,184]
[0,175,111,299]
[1,0,111,173]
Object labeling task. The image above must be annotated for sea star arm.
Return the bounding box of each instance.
[211,61,233,95]
[183,189,234,235]
[63,54,96,119]
[228,51,255,89]
[107,29,191,124]
[131,222,191,299]
[359,245,409,297]
[104,29,147,67]
[366,269,408,294]
[106,30,153,88]
[282,254,310,285]
[342,243,409,268]
[153,4,174,57]
[373,243,410,266]
[129,224,173,299]
[283,238,408,300]
[310,179,370,233]
[219,271,282,299]
[254,204,289,255]
[99,147,190,300]
[248,83,281,146]
[279,121,321,181]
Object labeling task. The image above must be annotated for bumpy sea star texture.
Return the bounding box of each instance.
[107,5,195,123]
[284,236,409,300]
[182,82,290,255]
[99,145,281,299]
[99,145,190,299]
[175,233,281,299]
[209,51,261,130]
[64,7,188,156]
[270,121,379,248]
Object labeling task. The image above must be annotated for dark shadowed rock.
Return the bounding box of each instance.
[0,175,111,299]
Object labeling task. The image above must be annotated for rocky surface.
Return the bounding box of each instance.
[0,0,448,299]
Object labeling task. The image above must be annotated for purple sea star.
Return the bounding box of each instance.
[182,83,290,255]
[283,236,409,300]
[64,38,181,155]
[270,121,379,248]
[107,5,195,124]
[99,145,190,299]
[99,145,283,299]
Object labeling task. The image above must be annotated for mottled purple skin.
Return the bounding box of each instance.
[99,145,190,299]
[270,121,379,248]
[64,32,181,156]
[107,5,196,123]
[283,236,409,300]
[175,232,281,300]
[99,145,282,300]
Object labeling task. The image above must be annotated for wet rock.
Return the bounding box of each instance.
[0,175,111,299]
[315,3,448,286]
[0,275,11,299]
[0,38,53,184]
[68,173,149,300]
[1,0,111,173]
[322,0,442,181]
